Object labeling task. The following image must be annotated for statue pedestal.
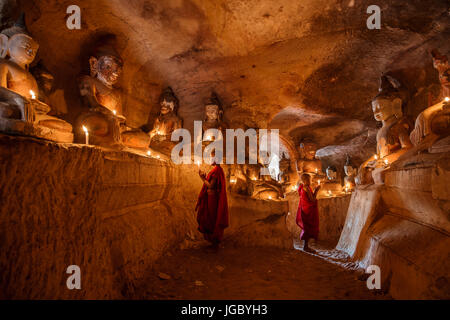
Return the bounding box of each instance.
[0,118,73,143]
[429,136,450,154]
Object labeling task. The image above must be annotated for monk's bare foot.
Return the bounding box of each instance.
[303,247,316,254]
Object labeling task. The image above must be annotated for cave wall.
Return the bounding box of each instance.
[337,154,450,299]
[0,134,201,299]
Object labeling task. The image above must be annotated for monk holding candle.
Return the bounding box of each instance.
[195,153,229,248]
[296,173,320,253]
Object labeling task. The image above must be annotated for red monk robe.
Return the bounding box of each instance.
[195,164,229,244]
[296,184,319,241]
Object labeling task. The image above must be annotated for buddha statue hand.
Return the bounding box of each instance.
[0,86,34,122]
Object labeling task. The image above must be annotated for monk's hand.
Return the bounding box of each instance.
[315,185,321,192]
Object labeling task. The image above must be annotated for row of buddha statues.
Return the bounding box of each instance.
[0,14,448,195]
[0,15,227,155]
[356,49,449,185]
[296,141,357,198]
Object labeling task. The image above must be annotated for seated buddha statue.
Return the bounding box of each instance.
[147,87,182,155]
[343,154,357,192]
[317,166,343,198]
[76,34,149,150]
[241,163,283,200]
[409,50,450,154]
[31,62,68,117]
[0,14,73,143]
[356,75,413,185]
[202,92,226,135]
[297,140,324,186]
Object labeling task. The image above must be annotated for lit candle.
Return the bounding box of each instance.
[315,168,318,174]
[318,180,321,185]
[345,183,349,193]
[29,90,36,100]
[112,110,117,115]
[268,196,272,200]
[82,125,89,145]
[374,154,378,160]
[445,97,449,102]
[156,155,160,159]
[384,159,389,166]
[327,190,332,197]
[196,161,200,168]
[147,150,151,156]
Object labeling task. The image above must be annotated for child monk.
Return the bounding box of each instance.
[195,153,229,248]
[296,173,321,253]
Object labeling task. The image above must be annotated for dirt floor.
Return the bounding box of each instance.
[137,242,390,300]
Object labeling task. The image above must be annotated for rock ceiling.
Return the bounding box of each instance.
[5,0,450,165]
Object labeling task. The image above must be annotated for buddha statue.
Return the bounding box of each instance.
[203,92,226,134]
[409,50,450,154]
[317,166,343,198]
[356,75,413,185]
[343,154,357,192]
[76,34,149,150]
[0,14,73,143]
[147,87,183,155]
[297,140,324,187]
[31,62,69,117]
[239,163,283,200]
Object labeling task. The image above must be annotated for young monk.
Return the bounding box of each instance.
[296,173,321,253]
[195,154,229,248]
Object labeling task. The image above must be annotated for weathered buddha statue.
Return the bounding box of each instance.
[343,155,357,192]
[239,163,283,200]
[203,92,226,135]
[77,35,149,150]
[409,50,450,154]
[297,140,324,187]
[318,166,343,198]
[31,62,68,117]
[147,87,182,155]
[356,75,413,185]
[0,14,73,142]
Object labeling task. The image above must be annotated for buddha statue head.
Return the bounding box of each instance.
[204,92,223,122]
[372,75,404,123]
[159,87,179,116]
[344,154,356,176]
[326,166,337,180]
[299,141,317,161]
[0,13,39,69]
[89,35,123,87]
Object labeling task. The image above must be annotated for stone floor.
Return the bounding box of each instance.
[136,242,391,300]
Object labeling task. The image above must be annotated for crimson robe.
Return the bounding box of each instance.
[195,165,229,244]
[296,184,319,241]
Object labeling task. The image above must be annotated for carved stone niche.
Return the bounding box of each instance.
[0,13,73,143]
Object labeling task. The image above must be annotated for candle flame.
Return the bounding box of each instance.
[113,110,117,115]
[82,125,88,133]
[156,155,160,159]
[147,150,151,156]
[268,196,272,200]
[29,90,36,99]
[384,159,389,165]
[374,154,378,160]
[445,97,450,102]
